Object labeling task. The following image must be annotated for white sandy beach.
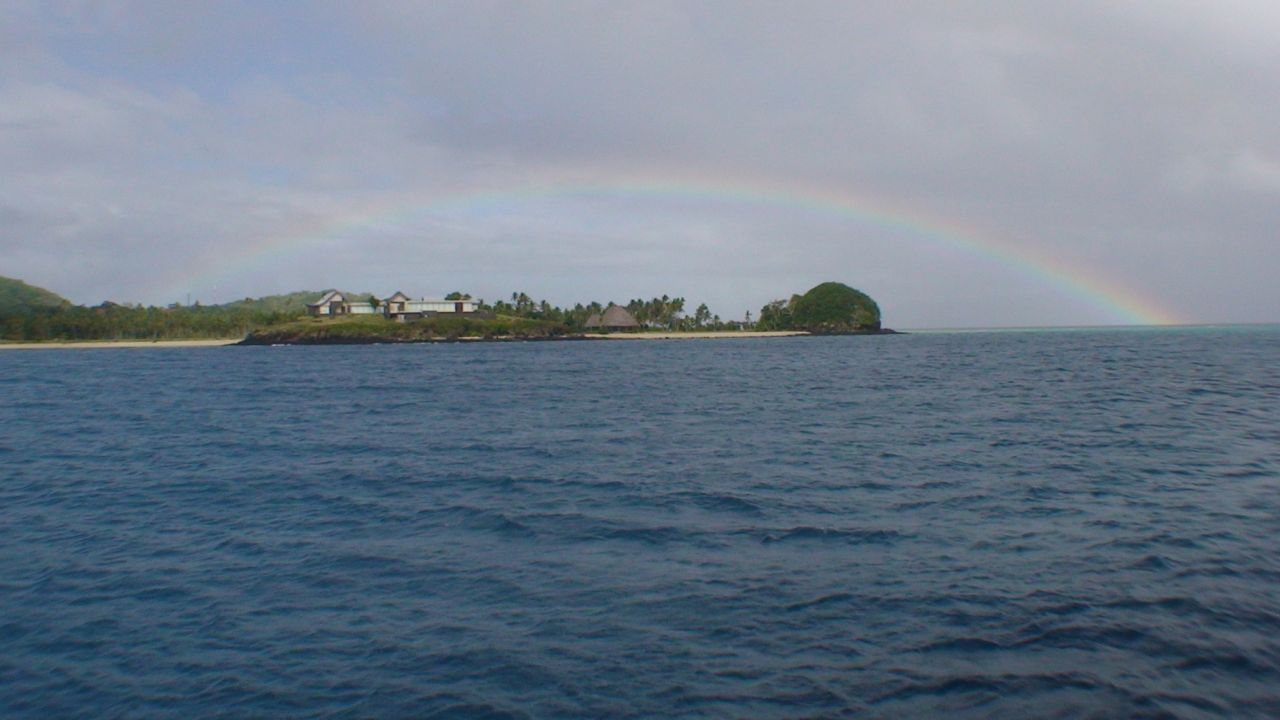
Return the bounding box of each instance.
[0,339,240,350]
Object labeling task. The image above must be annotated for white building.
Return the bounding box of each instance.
[381,291,478,320]
[307,291,362,316]
[306,290,478,320]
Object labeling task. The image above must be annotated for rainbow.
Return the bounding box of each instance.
[167,174,1182,325]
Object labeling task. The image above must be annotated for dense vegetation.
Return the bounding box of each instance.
[0,277,316,342]
[756,282,881,333]
[482,292,737,331]
[241,314,568,344]
[2,303,305,342]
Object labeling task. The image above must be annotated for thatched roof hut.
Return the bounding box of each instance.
[602,305,639,329]
[586,305,640,331]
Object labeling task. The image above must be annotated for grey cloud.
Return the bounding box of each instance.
[2,1,1278,325]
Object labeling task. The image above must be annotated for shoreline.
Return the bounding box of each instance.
[236,331,814,345]
[0,339,240,350]
[588,330,808,340]
[1,329,898,349]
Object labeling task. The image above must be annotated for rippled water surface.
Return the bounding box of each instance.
[3,327,1280,718]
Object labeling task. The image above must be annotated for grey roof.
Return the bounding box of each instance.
[583,312,604,328]
[307,290,344,307]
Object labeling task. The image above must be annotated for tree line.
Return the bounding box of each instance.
[476,282,882,333]
[0,291,743,341]
[1,303,301,342]
[477,292,742,331]
[1,281,880,342]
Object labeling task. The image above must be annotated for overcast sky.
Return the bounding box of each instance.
[3,1,1277,326]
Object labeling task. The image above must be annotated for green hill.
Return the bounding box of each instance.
[217,290,373,315]
[757,281,883,333]
[0,277,70,314]
[791,281,881,332]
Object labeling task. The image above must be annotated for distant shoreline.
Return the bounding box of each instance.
[0,329,908,349]
[237,330,820,345]
[588,330,808,340]
[0,334,798,349]
[0,339,240,350]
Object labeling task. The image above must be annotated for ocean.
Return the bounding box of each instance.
[2,327,1278,718]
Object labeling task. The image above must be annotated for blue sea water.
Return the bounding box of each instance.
[2,327,1279,718]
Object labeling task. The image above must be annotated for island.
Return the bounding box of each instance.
[0,276,894,347]
[753,282,885,334]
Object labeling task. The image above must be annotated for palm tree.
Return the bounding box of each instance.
[695,303,711,328]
